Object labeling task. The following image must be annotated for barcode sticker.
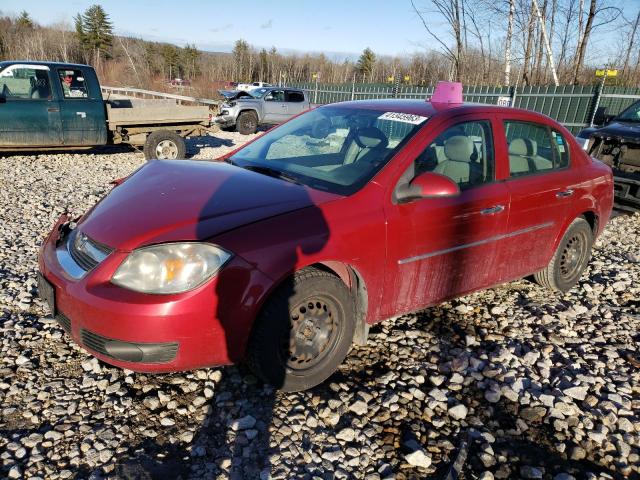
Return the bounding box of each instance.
[378,112,428,125]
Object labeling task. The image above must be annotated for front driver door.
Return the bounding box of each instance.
[383,116,510,316]
[0,63,61,146]
[263,89,288,123]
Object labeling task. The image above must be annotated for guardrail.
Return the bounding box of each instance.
[101,86,220,107]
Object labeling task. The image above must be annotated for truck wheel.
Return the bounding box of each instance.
[143,131,186,160]
[246,268,355,392]
[236,111,258,135]
[534,217,593,293]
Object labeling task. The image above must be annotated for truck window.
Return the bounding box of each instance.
[265,90,285,102]
[0,65,51,99]
[57,69,89,99]
[286,91,305,102]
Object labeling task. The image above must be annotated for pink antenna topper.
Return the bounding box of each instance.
[430,81,463,104]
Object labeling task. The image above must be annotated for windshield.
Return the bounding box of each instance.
[616,101,640,122]
[250,88,269,98]
[230,105,428,195]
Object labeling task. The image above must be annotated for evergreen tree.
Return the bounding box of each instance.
[357,47,376,81]
[16,11,34,29]
[232,39,250,81]
[161,44,181,79]
[182,44,200,79]
[75,5,113,67]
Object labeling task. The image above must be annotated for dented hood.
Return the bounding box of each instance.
[593,121,640,141]
[79,160,339,251]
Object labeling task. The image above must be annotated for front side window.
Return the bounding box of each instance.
[0,65,51,99]
[412,120,495,190]
[57,69,89,98]
[230,106,427,195]
[265,90,285,102]
[504,121,569,176]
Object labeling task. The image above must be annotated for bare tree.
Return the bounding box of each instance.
[411,0,465,81]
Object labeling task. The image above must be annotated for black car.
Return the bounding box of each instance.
[577,101,640,212]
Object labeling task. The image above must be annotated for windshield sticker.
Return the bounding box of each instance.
[378,112,428,125]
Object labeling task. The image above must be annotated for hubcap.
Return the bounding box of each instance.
[282,297,339,372]
[559,232,587,280]
[155,140,179,159]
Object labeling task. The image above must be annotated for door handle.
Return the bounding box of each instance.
[481,205,505,215]
[47,107,59,113]
[556,189,574,198]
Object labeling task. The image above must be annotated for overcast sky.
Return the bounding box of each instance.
[2,0,639,62]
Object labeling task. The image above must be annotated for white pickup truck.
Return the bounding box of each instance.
[236,81,272,92]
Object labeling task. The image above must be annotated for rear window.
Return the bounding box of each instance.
[504,121,569,177]
[287,91,305,102]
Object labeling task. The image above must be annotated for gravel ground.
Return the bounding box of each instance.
[1,132,639,480]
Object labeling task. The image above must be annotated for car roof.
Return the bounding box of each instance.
[0,60,92,70]
[325,98,557,124]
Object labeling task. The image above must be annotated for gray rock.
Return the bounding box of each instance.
[405,449,432,468]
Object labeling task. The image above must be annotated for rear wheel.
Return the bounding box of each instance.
[534,217,593,293]
[246,268,355,392]
[143,131,186,160]
[236,111,258,135]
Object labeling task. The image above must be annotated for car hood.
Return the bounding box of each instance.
[218,89,256,101]
[79,160,340,251]
[592,121,640,140]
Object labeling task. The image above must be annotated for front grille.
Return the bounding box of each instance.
[80,329,179,364]
[56,313,71,334]
[67,229,112,272]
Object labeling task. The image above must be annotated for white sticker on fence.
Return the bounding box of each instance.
[497,96,511,107]
[378,112,428,125]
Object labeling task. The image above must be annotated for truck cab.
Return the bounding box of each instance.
[0,61,107,148]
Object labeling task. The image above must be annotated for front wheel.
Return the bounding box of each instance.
[143,131,186,160]
[236,111,258,135]
[534,217,593,293]
[246,268,355,392]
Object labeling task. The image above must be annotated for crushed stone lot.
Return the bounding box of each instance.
[1,131,639,480]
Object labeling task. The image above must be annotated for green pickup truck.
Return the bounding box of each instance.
[0,61,218,159]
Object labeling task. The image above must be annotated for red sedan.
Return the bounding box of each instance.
[39,83,613,391]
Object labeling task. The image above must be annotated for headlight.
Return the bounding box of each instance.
[112,243,232,294]
[223,101,236,108]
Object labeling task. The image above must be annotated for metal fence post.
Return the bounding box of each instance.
[510,85,517,107]
[589,72,607,127]
[351,74,356,101]
[314,77,319,104]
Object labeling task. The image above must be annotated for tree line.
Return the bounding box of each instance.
[0,2,638,99]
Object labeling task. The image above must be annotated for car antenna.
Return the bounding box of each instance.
[430,81,463,104]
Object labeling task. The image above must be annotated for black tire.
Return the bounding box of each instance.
[143,131,186,160]
[246,268,355,392]
[236,111,258,135]
[220,125,236,132]
[534,217,593,293]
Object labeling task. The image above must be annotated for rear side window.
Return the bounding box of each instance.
[286,91,305,102]
[504,121,569,177]
[0,65,51,99]
[57,69,89,98]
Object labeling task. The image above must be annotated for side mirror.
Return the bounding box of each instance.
[396,172,460,203]
[0,95,5,104]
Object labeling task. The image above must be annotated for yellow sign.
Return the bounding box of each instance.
[404,75,410,82]
[595,69,618,77]
[387,76,394,82]
[312,73,318,79]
